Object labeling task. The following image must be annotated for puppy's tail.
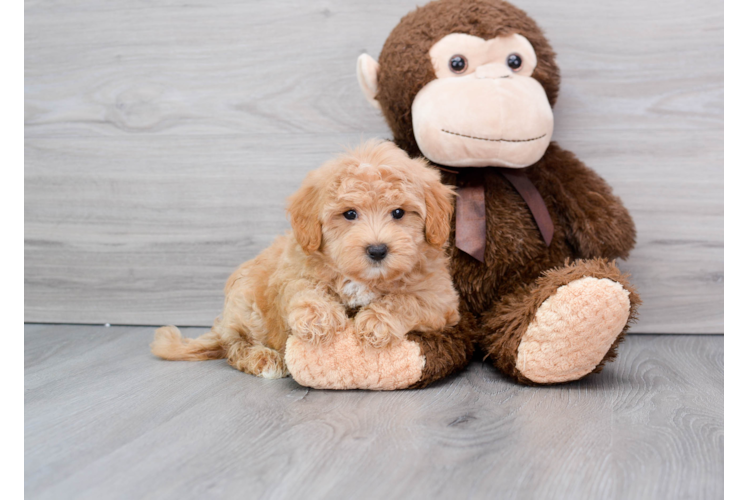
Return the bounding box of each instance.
[151,325,226,361]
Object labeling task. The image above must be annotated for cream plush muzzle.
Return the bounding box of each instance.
[411,75,553,167]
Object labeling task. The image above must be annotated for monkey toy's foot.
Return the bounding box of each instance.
[482,259,641,385]
[516,276,631,383]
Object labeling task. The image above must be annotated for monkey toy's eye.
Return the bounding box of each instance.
[392,208,405,219]
[507,53,522,71]
[449,55,467,74]
[343,210,357,220]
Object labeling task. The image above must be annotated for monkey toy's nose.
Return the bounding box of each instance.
[366,244,388,262]
[475,63,512,80]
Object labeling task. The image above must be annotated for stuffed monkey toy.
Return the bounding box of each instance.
[286,0,640,388]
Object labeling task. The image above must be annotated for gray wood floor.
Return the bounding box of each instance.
[25,324,723,500]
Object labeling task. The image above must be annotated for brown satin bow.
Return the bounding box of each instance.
[450,167,554,262]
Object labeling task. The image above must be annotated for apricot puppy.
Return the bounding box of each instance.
[151,140,460,379]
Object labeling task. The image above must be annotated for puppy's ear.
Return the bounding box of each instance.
[287,171,324,253]
[422,166,455,248]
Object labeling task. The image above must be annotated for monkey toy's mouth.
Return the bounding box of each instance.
[411,75,554,168]
[440,129,547,144]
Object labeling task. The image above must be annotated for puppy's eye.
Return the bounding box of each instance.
[392,208,405,219]
[449,55,467,74]
[507,53,522,71]
[343,210,357,220]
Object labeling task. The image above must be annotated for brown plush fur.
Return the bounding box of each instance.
[151,141,460,380]
[406,302,477,388]
[440,144,637,315]
[372,0,639,384]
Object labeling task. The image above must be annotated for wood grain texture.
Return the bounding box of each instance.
[25,325,724,499]
[24,0,723,332]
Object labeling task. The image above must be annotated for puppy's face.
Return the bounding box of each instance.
[321,170,426,282]
[288,141,454,283]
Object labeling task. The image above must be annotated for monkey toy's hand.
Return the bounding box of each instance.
[284,304,476,390]
[284,325,424,390]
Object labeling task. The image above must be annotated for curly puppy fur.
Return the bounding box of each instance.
[151,140,460,379]
[370,0,640,384]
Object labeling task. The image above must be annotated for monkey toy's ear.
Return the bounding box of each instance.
[356,54,381,110]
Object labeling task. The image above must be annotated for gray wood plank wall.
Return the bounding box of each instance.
[24,0,724,332]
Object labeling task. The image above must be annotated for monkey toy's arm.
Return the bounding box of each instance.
[544,144,637,260]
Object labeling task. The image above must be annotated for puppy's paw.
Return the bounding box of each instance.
[354,307,402,349]
[288,302,347,345]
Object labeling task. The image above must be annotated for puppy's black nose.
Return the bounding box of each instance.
[366,244,388,262]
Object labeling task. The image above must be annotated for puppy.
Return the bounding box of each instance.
[151,140,460,379]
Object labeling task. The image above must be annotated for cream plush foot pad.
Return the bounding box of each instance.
[285,328,425,390]
[517,277,631,384]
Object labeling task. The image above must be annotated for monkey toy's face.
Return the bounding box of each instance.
[411,33,553,168]
[358,28,556,169]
